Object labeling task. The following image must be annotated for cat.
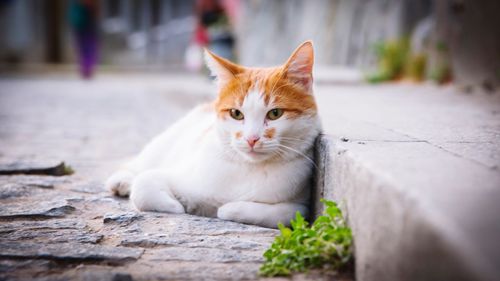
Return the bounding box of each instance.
[105,41,321,228]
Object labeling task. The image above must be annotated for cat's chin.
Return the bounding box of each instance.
[236,150,274,163]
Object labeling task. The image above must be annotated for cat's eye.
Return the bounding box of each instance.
[229,109,244,120]
[266,108,284,120]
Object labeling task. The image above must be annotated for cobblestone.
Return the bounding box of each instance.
[0,74,312,280]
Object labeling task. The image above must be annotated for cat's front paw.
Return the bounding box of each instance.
[105,170,134,197]
[217,202,243,221]
[129,170,186,214]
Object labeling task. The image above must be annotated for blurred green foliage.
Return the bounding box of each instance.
[429,41,452,84]
[405,53,427,82]
[367,38,410,83]
[429,64,452,84]
[259,199,353,277]
[367,38,452,84]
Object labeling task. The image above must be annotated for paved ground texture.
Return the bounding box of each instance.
[0,73,358,281]
[3,72,498,281]
[0,73,280,281]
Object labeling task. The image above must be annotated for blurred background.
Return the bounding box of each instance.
[1,2,500,280]
[0,0,499,88]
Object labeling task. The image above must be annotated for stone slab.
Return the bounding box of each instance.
[0,242,144,262]
[314,83,500,281]
[0,199,75,218]
[0,219,86,233]
[120,233,271,251]
[0,75,285,280]
[149,247,264,263]
[103,212,144,226]
[0,161,69,176]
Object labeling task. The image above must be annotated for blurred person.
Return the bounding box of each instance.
[186,0,237,71]
[69,0,98,79]
[197,0,236,60]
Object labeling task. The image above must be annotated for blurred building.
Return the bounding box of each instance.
[236,0,500,88]
[1,0,499,88]
[236,0,431,68]
[0,0,195,68]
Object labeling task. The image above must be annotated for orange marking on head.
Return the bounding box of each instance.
[209,41,317,119]
[264,128,276,139]
[263,69,317,118]
[215,77,251,118]
[235,131,242,139]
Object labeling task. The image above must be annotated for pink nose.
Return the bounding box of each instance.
[246,136,260,148]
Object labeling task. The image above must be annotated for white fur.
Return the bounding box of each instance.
[107,42,320,228]
[106,90,321,228]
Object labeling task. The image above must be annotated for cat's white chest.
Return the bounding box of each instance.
[168,142,309,216]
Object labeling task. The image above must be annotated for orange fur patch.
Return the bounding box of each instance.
[215,67,317,119]
[212,41,316,119]
[235,131,242,139]
[264,128,276,139]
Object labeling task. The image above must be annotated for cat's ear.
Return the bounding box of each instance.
[204,49,244,89]
[283,41,314,91]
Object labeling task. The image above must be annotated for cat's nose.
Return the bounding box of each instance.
[246,136,260,148]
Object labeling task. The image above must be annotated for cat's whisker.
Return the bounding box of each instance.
[280,136,310,142]
[275,149,286,161]
[215,144,239,162]
[281,138,315,148]
[276,144,317,168]
[279,139,308,146]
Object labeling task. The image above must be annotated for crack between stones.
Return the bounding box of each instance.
[359,121,495,169]
[0,255,138,266]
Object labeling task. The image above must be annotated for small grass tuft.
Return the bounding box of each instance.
[62,163,75,175]
[259,199,353,277]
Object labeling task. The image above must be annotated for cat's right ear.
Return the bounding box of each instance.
[204,49,243,89]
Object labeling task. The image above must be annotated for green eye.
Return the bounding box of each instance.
[267,108,284,120]
[229,109,244,120]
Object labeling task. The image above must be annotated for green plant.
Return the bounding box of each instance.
[429,63,452,84]
[367,38,410,83]
[429,42,452,84]
[405,53,427,81]
[259,199,353,277]
[63,164,74,175]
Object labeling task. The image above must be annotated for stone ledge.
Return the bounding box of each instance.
[314,135,495,281]
[312,83,500,281]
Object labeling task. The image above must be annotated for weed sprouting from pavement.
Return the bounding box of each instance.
[259,199,353,277]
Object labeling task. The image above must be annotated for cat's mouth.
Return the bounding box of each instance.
[237,147,272,161]
[230,141,276,162]
[247,150,266,156]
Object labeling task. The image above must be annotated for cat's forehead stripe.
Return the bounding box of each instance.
[215,67,317,117]
[242,88,263,109]
[241,81,270,109]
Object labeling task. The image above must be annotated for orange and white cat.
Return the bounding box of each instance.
[106,41,321,228]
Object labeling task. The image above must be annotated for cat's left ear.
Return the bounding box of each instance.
[283,41,314,92]
[204,49,244,89]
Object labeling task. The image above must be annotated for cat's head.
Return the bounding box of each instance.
[205,41,321,163]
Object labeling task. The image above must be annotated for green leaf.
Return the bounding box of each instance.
[259,199,353,277]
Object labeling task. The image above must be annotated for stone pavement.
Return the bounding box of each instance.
[0,73,286,281]
[5,71,497,281]
[313,82,500,281]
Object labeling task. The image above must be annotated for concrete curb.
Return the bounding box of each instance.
[313,134,498,281]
